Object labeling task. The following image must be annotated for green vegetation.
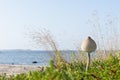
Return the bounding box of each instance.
[0,52,120,80]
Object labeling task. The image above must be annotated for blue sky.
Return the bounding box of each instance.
[0,0,120,50]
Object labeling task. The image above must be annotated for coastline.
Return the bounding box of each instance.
[0,64,45,76]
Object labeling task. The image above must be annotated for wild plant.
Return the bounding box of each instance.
[31,29,67,68]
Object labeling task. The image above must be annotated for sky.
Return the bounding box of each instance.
[0,0,120,50]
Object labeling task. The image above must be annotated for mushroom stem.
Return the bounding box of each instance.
[86,52,90,72]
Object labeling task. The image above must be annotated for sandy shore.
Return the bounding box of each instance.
[0,64,45,76]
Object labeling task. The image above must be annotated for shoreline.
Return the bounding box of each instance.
[0,64,46,76]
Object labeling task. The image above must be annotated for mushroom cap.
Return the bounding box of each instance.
[81,36,97,53]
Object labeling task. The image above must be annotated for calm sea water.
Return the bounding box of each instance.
[0,50,77,66]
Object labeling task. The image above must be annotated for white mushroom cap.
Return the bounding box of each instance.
[81,36,97,53]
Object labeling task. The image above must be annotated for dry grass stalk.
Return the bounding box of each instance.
[31,29,66,66]
[88,12,120,60]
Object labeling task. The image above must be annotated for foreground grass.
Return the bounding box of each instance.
[0,53,120,80]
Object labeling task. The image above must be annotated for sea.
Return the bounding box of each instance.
[0,50,79,66]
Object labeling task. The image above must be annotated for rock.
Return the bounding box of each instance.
[32,61,38,64]
[11,63,14,65]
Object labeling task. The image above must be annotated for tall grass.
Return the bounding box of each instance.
[87,11,120,61]
[32,29,67,68]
